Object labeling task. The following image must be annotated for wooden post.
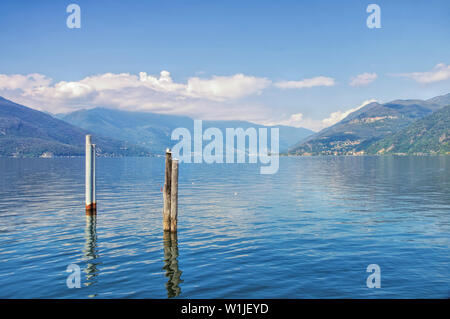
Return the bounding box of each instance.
[85,135,96,215]
[163,149,172,231]
[170,159,179,232]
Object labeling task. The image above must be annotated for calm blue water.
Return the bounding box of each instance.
[0,156,448,298]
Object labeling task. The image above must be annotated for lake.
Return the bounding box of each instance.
[0,156,448,298]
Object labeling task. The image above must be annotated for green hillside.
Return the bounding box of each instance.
[366,105,450,155]
[289,93,450,155]
[0,97,151,157]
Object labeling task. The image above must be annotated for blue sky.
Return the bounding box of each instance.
[0,0,449,130]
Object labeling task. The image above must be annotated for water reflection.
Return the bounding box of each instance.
[83,215,100,289]
[163,231,183,298]
[1,157,448,298]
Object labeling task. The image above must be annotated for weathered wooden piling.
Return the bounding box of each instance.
[163,149,172,231]
[170,159,179,232]
[163,149,179,232]
[85,135,96,215]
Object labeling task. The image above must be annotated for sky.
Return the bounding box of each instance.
[0,0,449,131]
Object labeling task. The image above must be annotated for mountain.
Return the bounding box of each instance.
[365,105,450,155]
[289,93,450,155]
[200,120,314,153]
[60,108,314,153]
[0,97,151,157]
[57,107,193,154]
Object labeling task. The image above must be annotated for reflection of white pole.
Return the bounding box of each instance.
[85,135,96,215]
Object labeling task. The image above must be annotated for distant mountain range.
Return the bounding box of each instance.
[0,96,313,157]
[1,92,448,158]
[289,93,450,156]
[57,108,194,155]
[59,107,314,153]
[0,97,151,157]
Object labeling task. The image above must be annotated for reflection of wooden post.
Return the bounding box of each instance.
[163,149,172,231]
[170,159,179,232]
[163,231,182,298]
[85,135,96,215]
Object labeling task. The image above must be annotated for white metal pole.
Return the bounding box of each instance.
[86,135,92,209]
[92,144,96,210]
[85,135,96,214]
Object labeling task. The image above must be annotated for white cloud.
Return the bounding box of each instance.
[272,113,304,127]
[274,76,335,89]
[322,99,377,127]
[262,113,326,131]
[25,81,96,100]
[0,73,52,90]
[9,71,271,104]
[0,71,336,117]
[391,63,450,83]
[186,73,271,101]
[0,71,273,116]
[349,72,377,87]
[0,71,366,132]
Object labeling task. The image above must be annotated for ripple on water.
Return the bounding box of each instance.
[0,157,448,298]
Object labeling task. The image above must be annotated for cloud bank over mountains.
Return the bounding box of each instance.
[0,70,338,130]
[0,71,334,109]
[0,63,448,131]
